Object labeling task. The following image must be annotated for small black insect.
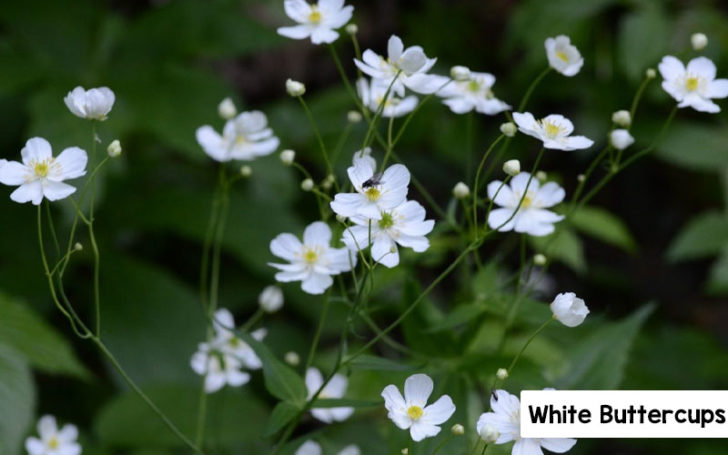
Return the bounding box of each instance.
[362,173,384,189]
[491,390,499,402]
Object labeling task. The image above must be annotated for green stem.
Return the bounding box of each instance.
[304,293,331,372]
[88,122,102,336]
[472,134,506,228]
[298,96,332,175]
[518,67,551,112]
[506,318,554,375]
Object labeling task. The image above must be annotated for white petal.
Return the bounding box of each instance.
[324,5,353,28]
[514,438,544,455]
[382,384,406,411]
[205,371,226,393]
[422,394,456,425]
[329,406,354,421]
[371,237,399,268]
[53,147,87,180]
[270,233,302,261]
[487,180,513,206]
[487,208,517,232]
[213,308,235,332]
[226,369,251,387]
[303,221,332,246]
[277,25,313,40]
[512,112,539,136]
[21,137,53,165]
[274,268,310,282]
[0,161,29,185]
[387,35,404,62]
[311,27,339,44]
[25,438,45,455]
[409,421,440,441]
[491,389,520,416]
[444,97,474,114]
[11,181,44,205]
[561,135,594,151]
[403,373,433,407]
[396,234,430,252]
[196,126,228,162]
[301,272,333,294]
[541,114,573,135]
[284,0,311,22]
[306,367,324,396]
[510,172,539,195]
[707,79,728,99]
[540,438,577,453]
[687,56,717,80]
[658,55,685,82]
[324,372,348,397]
[296,440,322,455]
[534,182,565,207]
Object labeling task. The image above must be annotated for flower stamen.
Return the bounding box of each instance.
[407,405,424,420]
[308,7,322,23]
[364,187,381,201]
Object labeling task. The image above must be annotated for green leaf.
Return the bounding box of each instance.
[556,304,654,389]
[530,227,586,273]
[426,304,487,333]
[239,332,307,407]
[706,246,728,295]
[263,401,299,438]
[570,206,637,253]
[617,7,671,81]
[667,212,728,262]
[349,355,421,372]
[655,123,728,171]
[0,344,35,455]
[0,293,89,379]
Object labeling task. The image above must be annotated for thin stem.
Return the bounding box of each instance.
[472,134,506,228]
[88,122,102,336]
[391,79,453,148]
[297,96,332,175]
[518,67,551,112]
[304,293,331,371]
[506,318,554,375]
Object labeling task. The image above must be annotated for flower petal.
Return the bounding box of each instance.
[687,56,716,80]
[53,147,87,180]
[270,233,302,261]
[658,56,685,82]
[403,373,433,407]
[0,161,29,185]
[540,438,577,452]
[301,272,333,294]
[303,221,332,246]
[422,394,456,425]
[11,181,44,205]
[21,137,53,165]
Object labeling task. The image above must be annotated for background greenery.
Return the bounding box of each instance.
[1,0,728,453]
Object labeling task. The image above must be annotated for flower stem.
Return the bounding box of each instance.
[518,67,551,112]
[297,95,333,176]
[472,134,506,228]
[304,292,331,372]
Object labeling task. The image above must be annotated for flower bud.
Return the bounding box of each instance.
[450,65,471,81]
[610,129,635,151]
[284,351,300,366]
[240,165,252,177]
[503,159,520,176]
[286,78,306,97]
[280,149,295,165]
[452,181,470,199]
[611,110,631,128]
[479,425,499,443]
[301,178,314,192]
[645,68,656,79]
[217,97,237,120]
[336,214,347,223]
[534,253,547,266]
[107,139,122,158]
[73,242,83,252]
[259,285,284,313]
[347,110,363,123]
[321,174,335,191]
[499,122,517,137]
[400,449,409,455]
[535,171,547,181]
[345,23,358,35]
[496,368,509,380]
[550,292,589,327]
[451,423,465,435]
[691,32,708,51]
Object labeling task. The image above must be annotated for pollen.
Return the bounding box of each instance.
[556,51,569,62]
[378,212,394,229]
[685,76,700,91]
[407,405,424,420]
[365,187,381,201]
[308,7,322,23]
[467,80,481,92]
[542,120,562,138]
[303,248,319,263]
[235,135,247,145]
[33,159,52,178]
[48,437,59,449]
[229,337,240,348]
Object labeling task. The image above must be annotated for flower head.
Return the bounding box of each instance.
[545,36,583,77]
[25,415,81,455]
[64,86,115,120]
[658,55,728,113]
[190,341,250,393]
[306,367,354,423]
[512,112,593,151]
[550,292,589,327]
[357,77,418,118]
[477,389,576,455]
[277,0,353,45]
[269,221,355,294]
[196,111,279,162]
[487,172,565,236]
[382,373,456,442]
[609,129,634,150]
[0,137,87,205]
[437,71,511,115]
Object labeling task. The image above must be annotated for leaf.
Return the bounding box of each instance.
[570,206,637,253]
[655,123,728,171]
[667,212,728,262]
[0,344,35,455]
[529,227,586,273]
[425,304,487,333]
[348,355,421,372]
[0,292,89,379]
[263,401,299,437]
[706,246,728,295]
[556,304,654,389]
[617,7,671,81]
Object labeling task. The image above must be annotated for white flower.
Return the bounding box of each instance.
[356,78,418,118]
[190,341,250,393]
[330,150,410,220]
[611,110,631,128]
[437,71,511,115]
[296,441,360,455]
[503,159,521,176]
[269,221,355,294]
[609,129,634,150]
[381,373,456,442]
[544,35,583,77]
[306,367,354,423]
[277,0,353,45]
[477,389,576,455]
[0,137,87,206]
[343,200,434,268]
[211,308,266,369]
[550,292,589,327]
[658,55,728,113]
[512,112,593,151]
[196,111,280,162]
[218,97,237,120]
[452,181,470,199]
[64,86,115,120]
[25,415,81,455]
[354,35,442,96]
[487,172,565,236]
[691,33,708,51]
[259,285,284,312]
[286,78,307,97]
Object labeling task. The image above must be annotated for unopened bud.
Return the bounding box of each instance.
[347,110,363,123]
[280,149,295,165]
[691,33,708,51]
[479,425,499,443]
[610,129,635,151]
[577,174,585,183]
[452,181,470,199]
[645,68,656,79]
[535,171,547,181]
[336,214,347,223]
[503,159,520,176]
[286,78,306,97]
[534,254,547,266]
[301,178,314,192]
[345,23,358,35]
[611,110,631,128]
[240,165,252,177]
[107,140,122,158]
[259,285,284,313]
[496,368,509,380]
[73,242,83,252]
[500,122,517,137]
[451,423,465,435]
[284,351,300,366]
[400,449,409,455]
[450,65,471,81]
[218,97,237,120]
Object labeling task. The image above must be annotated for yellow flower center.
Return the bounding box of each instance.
[519,191,536,209]
[542,120,563,138]
[229,337,240,348]
[467,80,481,92]
[364,187,381,201]
[308,7,322,23]
[303,248,319,264]
[407,405,424,420]
[378,212,394,229]
[33,160,51,177]
[556,51,569,62]
[48,437,59,449]
[685,76,700,91]
[235,135,247,145]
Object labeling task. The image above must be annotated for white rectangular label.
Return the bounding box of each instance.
[520,390,728,438]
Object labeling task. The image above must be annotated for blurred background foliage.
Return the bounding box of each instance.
[1,0,728,454]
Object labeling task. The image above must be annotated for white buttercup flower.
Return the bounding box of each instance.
[25,415,81,455]
[330,150,410,220]
[550,292,589,327]
[190,341,250,393]
[306,367,354,422]
[259,285,284,312]
[277,0,353,45]
[357,77,418,118]
[512,112,593,151]
[211,308,266,369]
[477,389,576,455]
[437,71,511,115]
[342,200,434,268]
[609,129,634,150]
[64,86,115,120]
[382,373,456,442]
[487,172,565,236]
[269,221,355,294]
[658,55,728,113]
[544,35,583,77]
[354,35,442,96]
[0,137,87,205]
[296,441,360,455]
[196,110,280,162]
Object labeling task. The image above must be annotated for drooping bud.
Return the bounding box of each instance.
[286,78,306,97]
[107,139,122,158]
[452,181,470,199]
[280,149,296,166]
[218,97,237,120]
[691,33,708,51]
[301,178,314,192]
[450,65,471,81]
[503,159,520,176]
[499,122,517,137]
[611,110,631,128]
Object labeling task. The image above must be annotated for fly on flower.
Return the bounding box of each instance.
[277,0,354,45]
